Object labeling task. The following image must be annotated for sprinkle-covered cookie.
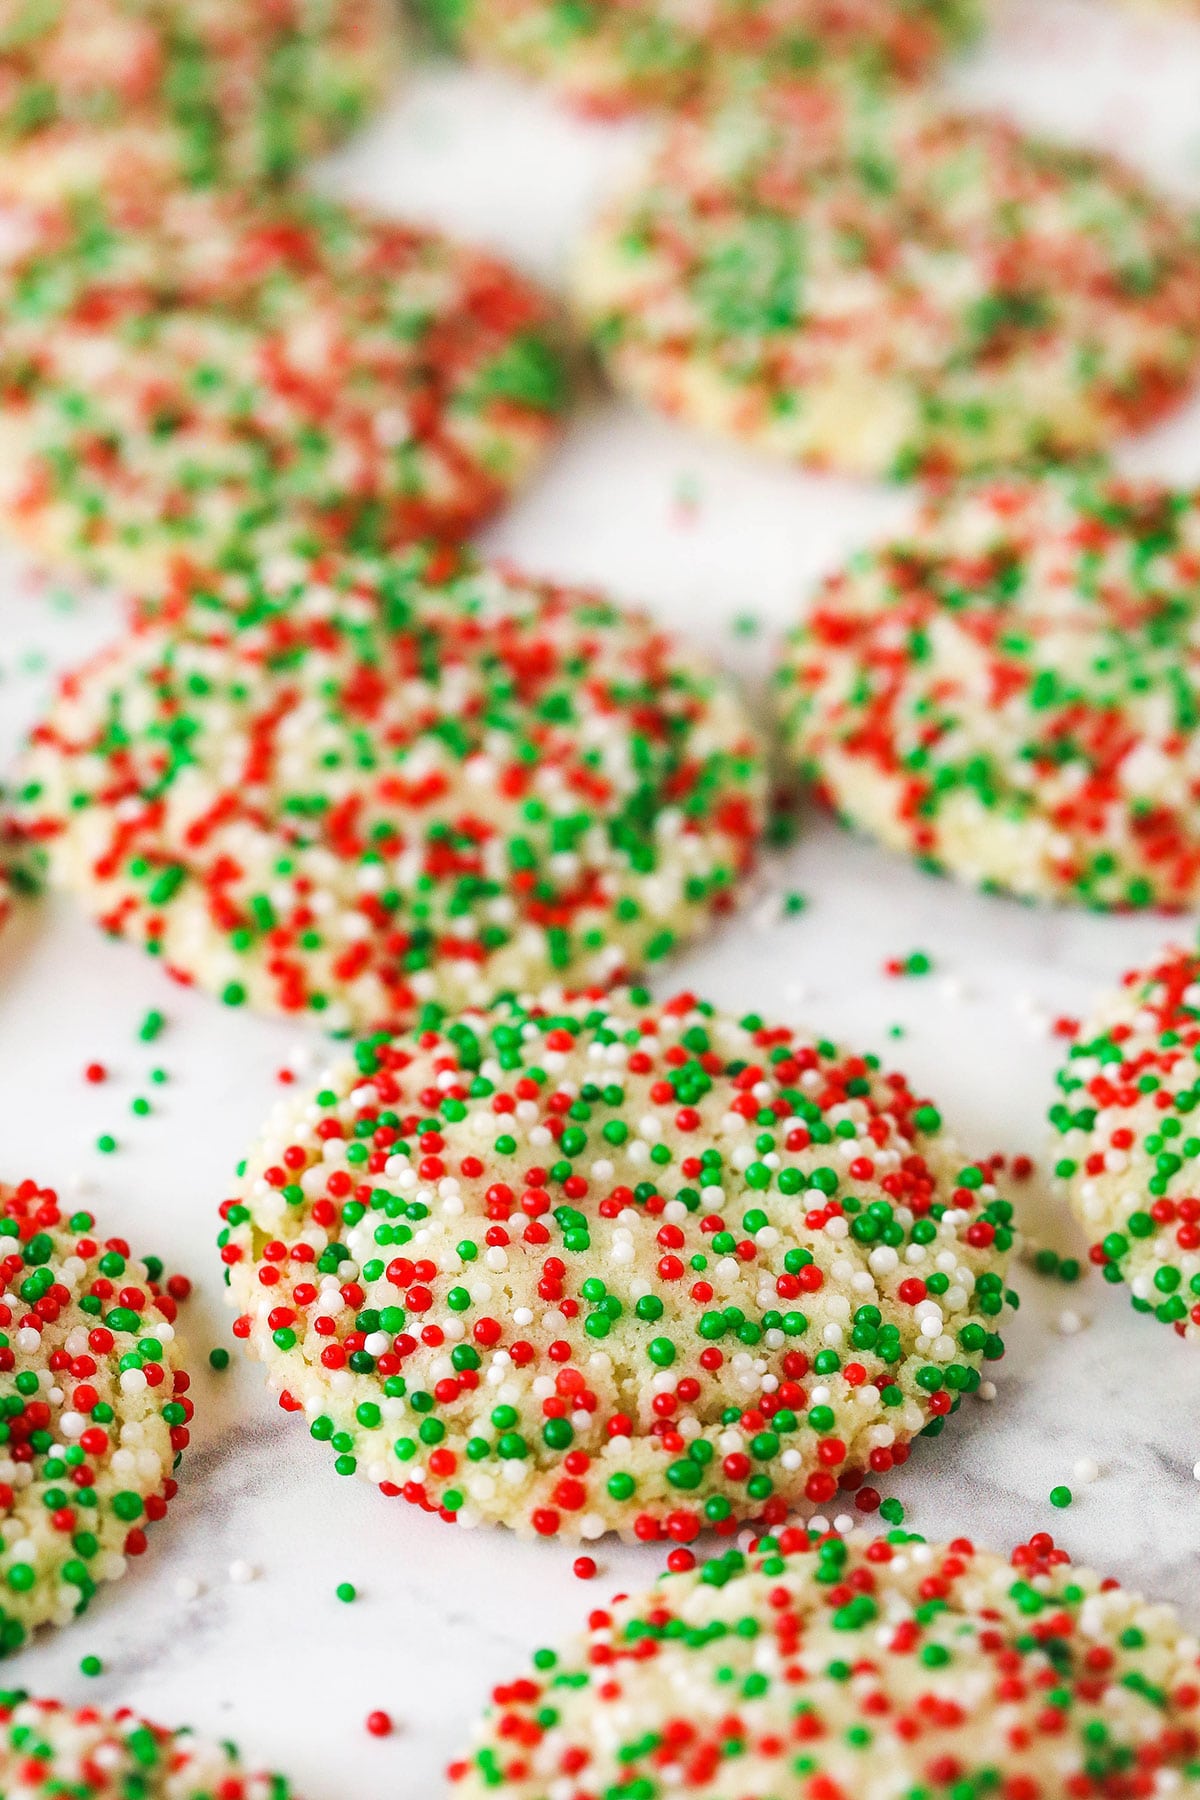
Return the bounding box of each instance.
[0,1179,192,1655]
[0,181,567,588]
[775,473,1200,907]
[17,545,765,1030]
[220,988,1015,1541]
[450,1527,1200,1798]
[0,0,401,188]
[573,79,1200,478]
[0,1692,292,1798]
[1051,945,1200,1338]
[418,0,981,117]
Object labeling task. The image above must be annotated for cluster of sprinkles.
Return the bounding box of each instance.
[17,543,765,1032]
[78,1011,176,1159]
[0,172,567,590]
[0,1180,191,1655]
[1051,944,1200,1338]
[451,1527,1200,1800]
[776,473,1200,907]
[419,0,982,116]
[573,80,1200,479]
[884,950,934,979]
[0,0,402,190]
[0,1691,293,1797]
[220,986,1016,1540]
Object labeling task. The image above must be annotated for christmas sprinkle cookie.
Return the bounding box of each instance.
[0,182,567,589]
[573,80,1200,478]
[1051,945,1200,1338]
[0,0,401,188]
[418,0,981,118]
[775,473,1200,908]
[0,1692,292,1798]
[0,1179,192,1656]
[220,988,1016,1541]
[16,544,765,1030]
[450,1527,1200,1799]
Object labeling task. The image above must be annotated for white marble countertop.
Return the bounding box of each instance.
[3,3,1200,1793]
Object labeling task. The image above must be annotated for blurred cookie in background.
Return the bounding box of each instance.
[0,0,403,189]
[574,77,1200,477]
[0,169,569,588]
[414,0,983,116]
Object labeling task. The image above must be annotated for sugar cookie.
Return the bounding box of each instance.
[574,82,1200,477]
[0,183,567,586]
[451,1527,1200,1798]
[1052,945,1200,1338]
[776,474,1200,907]
[18,545,765,1029]
[0,1179,191,1655]
[222,987,1015,1540]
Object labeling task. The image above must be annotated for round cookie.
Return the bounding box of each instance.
[450,1527,1200,1799]
[0,0,401,188]
[220,987,1016,1541]
[0,1178,192,1655]
[418,0,982,117]
[17,544,765,1031]
[775,473,1200,908]
[0,1692,292,1798]
[573,79,1200,478]
[1051,944,1200,1338]
[0,179,567,589]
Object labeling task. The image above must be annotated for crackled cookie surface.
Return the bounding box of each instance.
[419,0,981,116]
[17,545,765,1030]
[0,1179,191,1656]
[0,181,567,587]
[1052,945,1200,1338]
[221,988,1015,1540]
[451,1528,1200,1799]
[0,1692,292,1798]
[0,0,401,187]
[776,474,1200,907]
[574,80,1200,477]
